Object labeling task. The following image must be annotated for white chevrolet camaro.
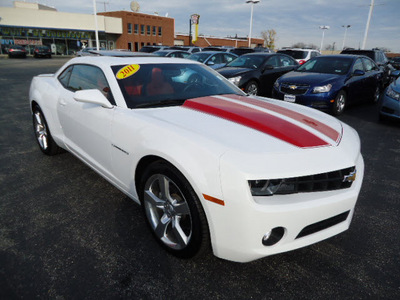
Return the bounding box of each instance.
[29,55,364,263]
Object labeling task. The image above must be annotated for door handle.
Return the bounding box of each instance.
[59,99,67,106]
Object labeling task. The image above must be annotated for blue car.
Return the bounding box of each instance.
[379,70,400,121]
[272,55,384,115]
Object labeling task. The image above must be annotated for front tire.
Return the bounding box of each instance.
[32,106,61,155]
[139,160,210,259]
[245,80,259,95]
[331,90,346,116]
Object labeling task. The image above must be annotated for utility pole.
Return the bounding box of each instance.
[362,0,375,49]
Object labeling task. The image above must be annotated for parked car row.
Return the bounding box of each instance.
[138,45,274,55]
[6,45,52,58]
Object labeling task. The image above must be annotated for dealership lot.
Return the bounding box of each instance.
[0,58,399,299]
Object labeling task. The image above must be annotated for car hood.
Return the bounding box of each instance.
[279,71,342,85]
[217,67,253,78]
[142,94,343,154]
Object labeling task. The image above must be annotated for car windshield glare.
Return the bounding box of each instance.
[226,55,264,69]
[297,57,352,75]
[112,63,244,108]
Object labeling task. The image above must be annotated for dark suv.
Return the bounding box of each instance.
[340,48,394,86]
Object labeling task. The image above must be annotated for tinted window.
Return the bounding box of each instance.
[352,59,364,72]
[362,58,378,71]
[226,55,267,69]
[279,55,297,66]
[58,65,73,88]
[277,50,307,59]
[223,53,236,63]
[67,64,115,105]
[112,63,244,109]
[298,57,352,75]
[267,56,280,67]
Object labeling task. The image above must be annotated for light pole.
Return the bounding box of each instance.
[246,0,260,48]
[93,0,100,51]
[362,0,375,49]
[319,25,329,52]
[341,25,351,50]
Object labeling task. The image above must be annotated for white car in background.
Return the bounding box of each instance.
[29,55,364,262]
[277,48,321,65]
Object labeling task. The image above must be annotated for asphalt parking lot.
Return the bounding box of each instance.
[0,57,399,299]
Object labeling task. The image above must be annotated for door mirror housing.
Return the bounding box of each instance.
[73,89,113,108]
[353,69,365,76]
[263,64,274,72]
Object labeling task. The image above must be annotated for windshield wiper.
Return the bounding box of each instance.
[135,99,186,108]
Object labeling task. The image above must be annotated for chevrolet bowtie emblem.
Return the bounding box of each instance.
[343,169,357,183]
[289,85,297,90]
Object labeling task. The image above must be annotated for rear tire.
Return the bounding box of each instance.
[139,160,210,259]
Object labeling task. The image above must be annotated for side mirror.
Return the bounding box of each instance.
[73,89,113,108]
[263,64,274,72]
[207,61,215,66]
[353,69,365,76]
[390,70,400,79]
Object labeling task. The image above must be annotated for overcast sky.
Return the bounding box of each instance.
[1,0,399,52]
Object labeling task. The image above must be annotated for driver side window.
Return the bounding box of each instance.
[67,64,115,105]
[352,59,364,73]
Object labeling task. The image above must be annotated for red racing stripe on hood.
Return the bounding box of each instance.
[222,94,341,143]
[183,96,330,148]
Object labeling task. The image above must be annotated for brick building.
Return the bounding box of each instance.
[99,11,175,51]
[174,34,265,49]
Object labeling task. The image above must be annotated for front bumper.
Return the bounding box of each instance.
[208,153,364,263]
[379,93,400,120]
[272,87,337,111]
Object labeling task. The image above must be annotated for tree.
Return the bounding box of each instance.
[261,29,277,50]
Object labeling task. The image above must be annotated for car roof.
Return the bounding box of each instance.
[65,55,201,69]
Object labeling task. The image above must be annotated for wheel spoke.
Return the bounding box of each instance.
[172,201,190,216]
[154,215,170,239]
[171,217,189,247]
[144,190,165,208]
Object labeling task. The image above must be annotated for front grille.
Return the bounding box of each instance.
[274,166,356,195]
[280,83,309,95]
[296,211,350,239]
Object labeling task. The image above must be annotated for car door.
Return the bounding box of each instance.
[345,58,367,103]
[361,57,382,100]
[57,64,115,173]
[259,55,297,96]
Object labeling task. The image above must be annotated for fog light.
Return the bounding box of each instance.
[262,227,285,246]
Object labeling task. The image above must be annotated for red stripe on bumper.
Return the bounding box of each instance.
[183,96,330,148]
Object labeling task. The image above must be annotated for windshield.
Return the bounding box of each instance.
[226,55,265,69]
[278,50,307,59]
[297,57,352,75]
[188,53,210,63]
[112,63,244,109]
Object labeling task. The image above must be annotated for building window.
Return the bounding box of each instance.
[128,42,133,51]
[134,24,139,34]
[158,27,162,36]
[147,25,151,35]
[134,42,139,52]
[141,25,145,35]
[152,26,156,36]
[127,23,132,34]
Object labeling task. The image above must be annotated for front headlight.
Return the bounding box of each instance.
[248,179,296,196]
[313,84,332,93]
[386,86,400,101]
[228,76,241,86]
